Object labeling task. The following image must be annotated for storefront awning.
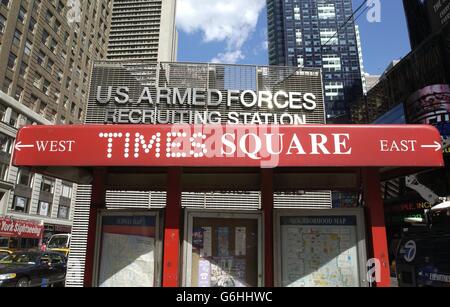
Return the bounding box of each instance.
[12,125,444,184]
[0,217,44,239]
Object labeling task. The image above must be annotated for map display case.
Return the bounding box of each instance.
[94,211,162,287]
[274,209,368,287]
[182,211,263,287]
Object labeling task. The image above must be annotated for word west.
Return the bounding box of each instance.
[99,129,353,161]
[36,141,76,152]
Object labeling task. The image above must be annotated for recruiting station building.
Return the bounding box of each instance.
[12,62,444,287]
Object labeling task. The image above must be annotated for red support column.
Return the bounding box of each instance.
[162,168,182,287]
[261,169,274,287]
[84,168,107,287]
[362,168,391,287]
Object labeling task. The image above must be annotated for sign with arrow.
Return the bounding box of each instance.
[12,124,445,168]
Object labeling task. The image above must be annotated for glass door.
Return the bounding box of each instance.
[183,211,263,287]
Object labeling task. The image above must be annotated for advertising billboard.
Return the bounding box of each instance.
[405,84,450,152]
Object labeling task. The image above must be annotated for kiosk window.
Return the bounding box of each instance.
[97,213,159,287]
[277,214,364,287]
[188,216,260,287]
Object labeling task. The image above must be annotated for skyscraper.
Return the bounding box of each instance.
[0,0,111,247]
[402,0,432,49]
[267,0,363,123]
[107,0,177,62]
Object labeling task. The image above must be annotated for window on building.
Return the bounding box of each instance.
[24,40,33,56]
[41,177,55,194]
[7,52,16,70]
[11,196,29,213]
[49,38,57,53]
[13,29,21,46]
[0,162,8,181]
[46,58,54,72]
[61,184,72,199]
[38,101,47,116]
[1,0,10,8]
[2,77,12,94]
[322,55,342,72]
[19,61,28,77]
[17,168,33,187]
[38,201,51,217]
[43,79,51,95]
[9,110,18,127]
[320,29,338,46]
[28,17,36,32]
[0,14,6,34]
[18,6,26,23]
[58,204,70,220]
[318,4,336,19]
[33,73,42,89]
[41,30,49,45]
[14,86,23,102]
[0,104,6,122]
[324,81,344,100]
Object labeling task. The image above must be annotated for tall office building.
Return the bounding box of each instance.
[402,0,432,49]
[107,0,177,62]
[0,0,111,248]
[267,0,363,122]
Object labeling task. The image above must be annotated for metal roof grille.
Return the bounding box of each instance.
[182,192,261,210]
[86,61,326,125]
[106,191,167,209]
[274,191,332,209]
[66,185,92,287]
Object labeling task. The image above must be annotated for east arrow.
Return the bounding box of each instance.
[421,141,442,152]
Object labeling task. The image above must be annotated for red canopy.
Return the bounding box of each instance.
[13,124,444,169]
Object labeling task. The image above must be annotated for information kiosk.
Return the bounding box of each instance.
[11,124,444,287]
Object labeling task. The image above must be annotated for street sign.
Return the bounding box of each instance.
[12,124,444,168]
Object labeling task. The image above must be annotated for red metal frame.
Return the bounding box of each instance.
[261,169,274,287]
[363,168,391,287]
[162,168,182,287]
[83,169,107,287]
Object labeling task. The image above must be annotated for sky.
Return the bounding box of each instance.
[176,0,411,75]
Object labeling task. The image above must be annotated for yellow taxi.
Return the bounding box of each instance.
[45,234,71,257]
[0,249,12,260]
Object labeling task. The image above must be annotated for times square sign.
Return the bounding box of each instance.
[95,86,320,125]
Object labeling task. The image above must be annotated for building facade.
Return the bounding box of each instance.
[0,0,112,247]
[403,0,450,50]
[402,0,433,49]
[107,0,177,62]
[67,0,178,287]
[267,0,363,122]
